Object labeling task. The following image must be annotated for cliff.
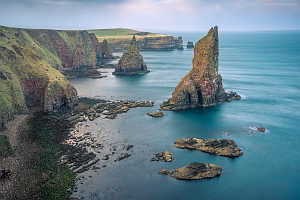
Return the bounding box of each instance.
[113,35,149,75]
[160,26,240,110]
[88,28,183,52]
[0,26,115,128]
[108,36,183,52]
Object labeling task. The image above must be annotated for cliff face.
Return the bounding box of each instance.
[161,26,240,110]
[113,36,149,75]
[0,26,116,127]
[89,34,113,60]
[108,36,183,52]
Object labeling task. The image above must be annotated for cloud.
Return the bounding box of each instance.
[34,0,81,5]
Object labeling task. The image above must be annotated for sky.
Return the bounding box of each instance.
[0,0,299,31]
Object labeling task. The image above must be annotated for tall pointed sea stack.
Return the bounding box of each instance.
[160,26,240,110]
[113,35,149,75]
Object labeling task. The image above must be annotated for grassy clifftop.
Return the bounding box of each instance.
[88,28,167,43]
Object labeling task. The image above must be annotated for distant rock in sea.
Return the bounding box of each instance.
[174,138,243,157]
[160,26,241,110]
[113,35,149,75]
[187,41,194,48]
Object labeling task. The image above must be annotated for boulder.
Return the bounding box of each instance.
[152,151,172,162]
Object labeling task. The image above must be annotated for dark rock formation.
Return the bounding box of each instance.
[0,169,11,180]
[147,111,164,118]
[160,26,241,111]
[107,35,183,52]
[159,169,172,175]
[152,151,172,162]
[256,127,265,132]
[0,135,13,158]
[187,41,194,48]
[171,162,221,180]
[113,35,149,75]
[174,138,243,157]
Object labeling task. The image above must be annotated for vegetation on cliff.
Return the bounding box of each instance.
[0,26,115,128]
[88,28,183,52]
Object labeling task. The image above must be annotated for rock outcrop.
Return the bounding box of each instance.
[152,151,172,162]
[113,35,149,75]
[171,162,221,180]
[174,138,243,157]
[160,26,241,111]
[187,41,194,48]
[147,111,164,118]
[159,162,221,180]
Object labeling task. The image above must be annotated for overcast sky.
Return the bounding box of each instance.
[0,0,299,31]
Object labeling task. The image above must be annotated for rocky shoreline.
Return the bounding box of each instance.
[0,97,156,199]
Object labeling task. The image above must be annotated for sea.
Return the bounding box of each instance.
[69,31,300,200]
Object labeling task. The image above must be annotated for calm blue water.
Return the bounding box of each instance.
[70,31,300,200]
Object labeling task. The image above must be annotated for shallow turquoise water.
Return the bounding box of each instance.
[70,31,300,200]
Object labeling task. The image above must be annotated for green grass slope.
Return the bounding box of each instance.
[88,28,167,42]
[0,26,79,128]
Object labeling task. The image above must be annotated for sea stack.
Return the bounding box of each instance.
[187,41,194,48]
[113,35,149,75]
[160,26,240,110]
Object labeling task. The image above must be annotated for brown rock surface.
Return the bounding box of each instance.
[113,35,149,75]
[147,111,164,118]
[160,26,241,110]
[171,162,221,180]
[174,138,243,157]
[152,151,172,162]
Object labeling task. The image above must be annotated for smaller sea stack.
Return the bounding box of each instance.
[113,35,149,75]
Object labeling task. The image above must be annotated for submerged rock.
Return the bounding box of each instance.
[171,162,221,180]
[159,169,172,175]
[147,111,164,118]
[160,26,241,111]
[152,151,172,162]
[113,35,149,75]
[174,138,243,157]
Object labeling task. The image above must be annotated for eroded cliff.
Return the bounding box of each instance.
[160,26,240,110]
[0,26,115,128]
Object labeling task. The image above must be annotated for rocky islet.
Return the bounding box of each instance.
[160,26,241,111]
[174,138,244,157]
[113,35,149,75]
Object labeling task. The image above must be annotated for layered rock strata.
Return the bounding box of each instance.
[174,138,243,157]
[107,35,183,52]
[113,35,149,75]
[160,26,241,111]
[159,162,221,180]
